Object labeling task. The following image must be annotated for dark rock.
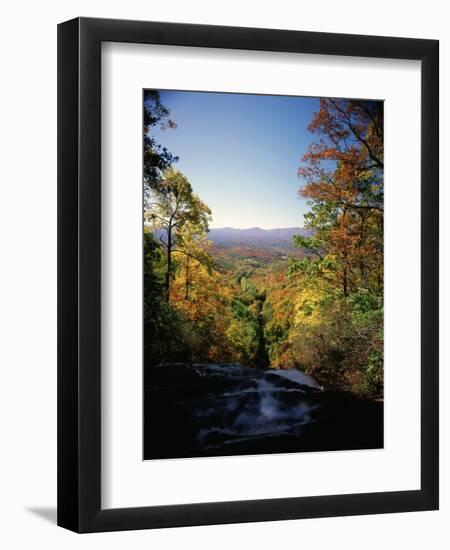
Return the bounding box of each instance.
[143,363,383,460]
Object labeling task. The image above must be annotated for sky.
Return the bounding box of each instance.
[151,90,320,229]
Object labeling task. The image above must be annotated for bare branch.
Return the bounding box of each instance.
[329,99,384,169]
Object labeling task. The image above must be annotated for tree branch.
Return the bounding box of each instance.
[158,236,168,248]
[329,99,384,169]
[171,248,211,267]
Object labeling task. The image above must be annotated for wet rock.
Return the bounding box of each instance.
[143,363,383,459]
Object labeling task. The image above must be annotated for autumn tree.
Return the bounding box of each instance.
[174,223,214,301]
[145,169,212,301]
[285,98,384,395]
[170,248,236,363]
[143,230,191,365]
[143,90,178,204]
[296,99,384,295]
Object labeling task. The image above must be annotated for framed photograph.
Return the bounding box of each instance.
[57,17,439,532]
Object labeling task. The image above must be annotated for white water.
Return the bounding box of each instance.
[190,365,321,448]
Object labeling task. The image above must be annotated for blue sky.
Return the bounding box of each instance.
[151,91,319,229]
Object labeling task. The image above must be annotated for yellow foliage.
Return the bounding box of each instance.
[294,287,323,327]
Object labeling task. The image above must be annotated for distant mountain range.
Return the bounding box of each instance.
[150,226,312,251]
[208,227,312,250]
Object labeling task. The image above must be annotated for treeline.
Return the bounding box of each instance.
[282,99,384,395]
[143,91,227,365]
[143,92,384,397]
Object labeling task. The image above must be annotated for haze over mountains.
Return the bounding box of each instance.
[150,225,312,252]
[208,226,311,250]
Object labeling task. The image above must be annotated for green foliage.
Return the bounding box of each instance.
[226,317,259,364]
[234,260,261,284]
[348,290,382,320]
[292,234,325,256]
[143,230,228,365]
[262,301,289,366]
[365,349,383,394]
[287,256,338,282]
[143,90,178,195]
[143,231,189,365]
[145,168,212,301]
[146,169,211,232]
[226,281,269,368]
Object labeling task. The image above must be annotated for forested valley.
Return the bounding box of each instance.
[143,91,383,400]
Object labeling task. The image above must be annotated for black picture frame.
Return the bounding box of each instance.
[57,17,439,533]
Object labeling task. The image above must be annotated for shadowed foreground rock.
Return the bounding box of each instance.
[144,363,383,460]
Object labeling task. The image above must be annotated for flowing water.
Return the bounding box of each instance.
[144,363,383,459]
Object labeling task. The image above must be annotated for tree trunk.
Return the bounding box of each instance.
[343,262,349,297]
[184,255,190,301]
[165,227,172,302]
[358,214,366,284]
[342,208,349,297]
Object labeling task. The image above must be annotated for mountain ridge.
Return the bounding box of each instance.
[207,226,311,249]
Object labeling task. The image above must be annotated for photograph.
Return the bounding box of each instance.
[143,90,384,460]
[0,0,442,541]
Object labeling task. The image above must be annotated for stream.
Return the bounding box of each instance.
[144,363,383,459]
